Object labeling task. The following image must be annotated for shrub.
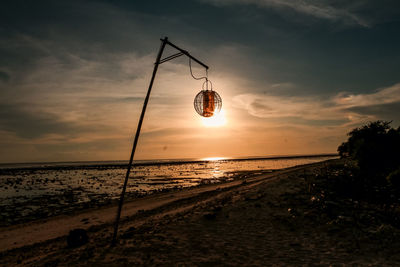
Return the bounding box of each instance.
[387,168,400,192]
[338,121,400,182]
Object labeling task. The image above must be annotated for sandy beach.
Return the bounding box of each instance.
[1,159,399,266]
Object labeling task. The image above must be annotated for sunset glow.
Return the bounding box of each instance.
[1,2,400,264]
[0,1,399,163]
[201,109,227,127]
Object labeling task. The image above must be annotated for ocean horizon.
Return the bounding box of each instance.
[0,153,338,170]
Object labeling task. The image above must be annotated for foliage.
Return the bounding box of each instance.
[338,121,400,183]
[387,167,400,192]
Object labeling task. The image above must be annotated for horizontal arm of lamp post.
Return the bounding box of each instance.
[160,38,209,70]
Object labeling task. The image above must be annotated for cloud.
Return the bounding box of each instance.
[335,83,400,124]
[346,102,400,122]
[0,103,82,139]
[333,83,400,107]
[1,0,399,162]
[202,0,370,27]
[233,82,400,126]
[0,31,211,146]
[232,93,336,120]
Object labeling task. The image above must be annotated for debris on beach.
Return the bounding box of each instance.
[67,229,88,248]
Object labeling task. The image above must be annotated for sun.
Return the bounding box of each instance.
[201,109,227,127]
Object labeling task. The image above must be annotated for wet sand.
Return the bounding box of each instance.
[0,156,337,227]
[1,159,399,266]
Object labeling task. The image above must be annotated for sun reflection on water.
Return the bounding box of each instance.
[201,157,229,161]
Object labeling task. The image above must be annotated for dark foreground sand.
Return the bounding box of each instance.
[1,159,400,266]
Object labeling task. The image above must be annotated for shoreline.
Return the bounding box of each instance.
[2,158,398,265]
[0,160,333,253]
[0,156,338,228]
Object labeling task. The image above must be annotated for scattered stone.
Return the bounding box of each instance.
[213,206,222,212]
[67,228,88,248]
[203,212,217,220]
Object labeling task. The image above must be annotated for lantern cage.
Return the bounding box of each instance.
[194,89,222,117]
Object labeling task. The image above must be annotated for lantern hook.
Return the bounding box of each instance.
[202,79,213,91]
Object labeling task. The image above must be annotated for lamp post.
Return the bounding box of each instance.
[111,37,214,245]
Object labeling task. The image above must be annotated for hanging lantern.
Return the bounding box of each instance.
[194,89,222,117]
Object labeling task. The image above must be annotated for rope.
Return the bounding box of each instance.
[189,58,208,81]
[189,58,212,90]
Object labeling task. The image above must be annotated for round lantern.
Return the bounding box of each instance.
[194,89,222,117]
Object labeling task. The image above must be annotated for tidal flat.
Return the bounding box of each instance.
[1,159,399,266]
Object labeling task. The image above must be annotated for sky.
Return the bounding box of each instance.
[1,0,400,163]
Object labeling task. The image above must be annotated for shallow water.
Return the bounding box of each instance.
[0,155,337,226]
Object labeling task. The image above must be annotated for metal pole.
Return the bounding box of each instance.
[111,37,168,245]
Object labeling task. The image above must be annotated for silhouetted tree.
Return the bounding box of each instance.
[387,167,400,192]
[338,121,400,186]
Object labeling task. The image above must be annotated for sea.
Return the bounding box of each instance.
[0,154,337,226]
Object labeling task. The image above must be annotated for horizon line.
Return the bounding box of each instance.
[0,153,338,167]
